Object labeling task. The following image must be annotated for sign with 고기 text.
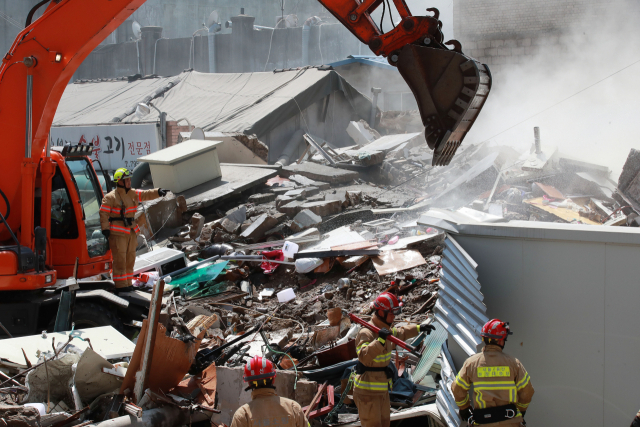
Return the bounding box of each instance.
[50,124,161,171]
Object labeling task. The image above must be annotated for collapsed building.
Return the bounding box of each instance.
[52,68,375,168]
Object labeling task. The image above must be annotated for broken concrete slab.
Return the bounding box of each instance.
[283,188,307,200]
[299,200,343,217]
[347,120,378,146]
[276,195,295,209]
[278,200,305,217]
[179,164,280,212]
[290,209,322,233]
[269,186,297,195]
[361,132,422,153]
[281,163,358,184]
[325,191,350,208]
[239,213,279,241]
[226,205,247,224]
[221,218,241,234]
[288,174,331,190]
[306,194,326,202]
[248,193,277,204]
[284,187,320,199]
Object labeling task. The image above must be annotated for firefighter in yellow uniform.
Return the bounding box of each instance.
[452,319,534,426]
[353,292,435,427]
[99,168,168,289]
[231,355,309,427]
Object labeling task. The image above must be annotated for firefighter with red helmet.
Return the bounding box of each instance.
[451,319,534,426]
[230,355,310,427]
[353,292,435,427]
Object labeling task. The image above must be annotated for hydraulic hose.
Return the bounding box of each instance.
[0,187,10,221]
[25,0,52,28]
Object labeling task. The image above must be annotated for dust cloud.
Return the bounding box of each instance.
[465,2,640,180]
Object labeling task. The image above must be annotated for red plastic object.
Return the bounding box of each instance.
[260,250,284,274]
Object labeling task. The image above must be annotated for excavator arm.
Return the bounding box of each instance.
[318,0,492,165]
[0,0,146,243]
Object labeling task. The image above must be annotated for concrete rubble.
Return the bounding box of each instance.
[2,105,636,427]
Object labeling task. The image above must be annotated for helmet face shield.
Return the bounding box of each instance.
[390,306,402,315]
[113,167,132,182]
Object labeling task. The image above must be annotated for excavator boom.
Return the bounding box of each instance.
[0,0,146,243]
[318,0,492,165]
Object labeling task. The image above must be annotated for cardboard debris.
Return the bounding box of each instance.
[373,250,427,275]
[120,321,204,401]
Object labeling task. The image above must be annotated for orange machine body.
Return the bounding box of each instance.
[0,0,145,291]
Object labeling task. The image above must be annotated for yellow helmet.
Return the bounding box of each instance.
[113,167,132,182]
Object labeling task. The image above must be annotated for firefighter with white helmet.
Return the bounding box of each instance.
[230,355,309,427]
[353,291,435,427]
[451,319,534,426]
[100,167,168,290]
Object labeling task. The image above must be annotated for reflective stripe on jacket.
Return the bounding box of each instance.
[451,344,534,416]
[99,187,159,235]
[354,316,419,394]
[230,388,309,427]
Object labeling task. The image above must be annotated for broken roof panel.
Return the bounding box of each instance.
[53,76,181,126]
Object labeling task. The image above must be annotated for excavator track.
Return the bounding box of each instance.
[396,44,492,166]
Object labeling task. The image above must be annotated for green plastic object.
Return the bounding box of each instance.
[170,260,228,287]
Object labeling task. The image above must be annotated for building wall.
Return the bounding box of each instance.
[453,223,640,427]
[166,121,191,147]
[73,22,360,81]
[453,0,640,74]
[129,0,330,39]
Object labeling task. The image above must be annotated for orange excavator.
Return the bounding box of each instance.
[0,0,491,336]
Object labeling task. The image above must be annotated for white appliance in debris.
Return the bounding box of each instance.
[133,247,187,276]
[138,139,222,193]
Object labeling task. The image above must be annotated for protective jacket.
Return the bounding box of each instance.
[451,344,534,424]
[230,388,309,427]
[354,315,419,393]
[99,187,160,235]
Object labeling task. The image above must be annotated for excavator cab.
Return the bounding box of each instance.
[318,0,492,165]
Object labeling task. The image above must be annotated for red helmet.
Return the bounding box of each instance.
[481,319,512,341]
[243,355,276,383]
[372,292,402,315]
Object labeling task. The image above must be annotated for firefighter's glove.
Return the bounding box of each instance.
[459,407,473,424]
[102,230,110,239]
[158,188,168,197]
[418,322,436,335]
[377,328,392,344]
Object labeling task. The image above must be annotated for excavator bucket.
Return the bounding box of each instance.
[396,44,492,166]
